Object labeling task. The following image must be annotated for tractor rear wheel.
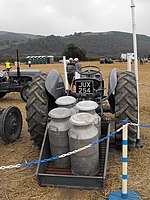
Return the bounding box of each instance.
[0,106,22,143]
[115,71,138,149]
[26,73,56,147]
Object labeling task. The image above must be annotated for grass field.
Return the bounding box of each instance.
[0,61,150,200]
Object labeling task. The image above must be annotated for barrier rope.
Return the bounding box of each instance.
[0,126,123,170]
[129,122,150,128]
[0,123,149,170]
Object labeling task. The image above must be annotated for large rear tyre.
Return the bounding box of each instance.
[115,71,138,149]
[26,73,56,147]
[0,106,22,143]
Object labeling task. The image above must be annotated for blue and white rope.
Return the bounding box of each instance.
[129,122,150,128]
[0,123,149,170]
[0,126,123,170]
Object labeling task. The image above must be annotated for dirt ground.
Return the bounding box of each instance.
[0,61,150,200]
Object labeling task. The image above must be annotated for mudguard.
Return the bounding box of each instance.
[9,70,41,78]
[45,69,65,99]
[0,70,6,78]
[108,68,117,96]
[107,68,117,113]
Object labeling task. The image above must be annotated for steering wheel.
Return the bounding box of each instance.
[77,66,100,76]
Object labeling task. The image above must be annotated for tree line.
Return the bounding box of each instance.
[0,31,150,61]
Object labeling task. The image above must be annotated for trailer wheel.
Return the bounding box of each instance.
[0,106,22,143]
[115,71,138,149]
[0,92,7,98]
[20,83,29,102]
[26,73,56,147]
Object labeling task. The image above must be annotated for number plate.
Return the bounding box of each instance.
[76,80,94,93]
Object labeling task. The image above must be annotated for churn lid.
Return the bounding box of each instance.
[69,112,94,126]
[48,107,70,119]
[76,100,98,111]
[55,96,76,106]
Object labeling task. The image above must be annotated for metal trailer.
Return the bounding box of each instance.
[36,121,110,189]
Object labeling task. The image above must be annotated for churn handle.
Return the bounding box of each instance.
[48,124,60,135]
[69,130,79,140]
[94,117,100,126]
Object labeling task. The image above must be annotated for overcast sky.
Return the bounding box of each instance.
[0,0,149,37]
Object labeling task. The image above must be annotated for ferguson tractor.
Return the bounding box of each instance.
[26,64,139,150]
[0,68,41,102]
[0,50,41,102]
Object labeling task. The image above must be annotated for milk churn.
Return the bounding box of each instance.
[55,96,78,115]
[48,107,71,168]
[69,113,99,176]
[76,100,101,138]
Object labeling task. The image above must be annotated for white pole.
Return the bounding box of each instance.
[131,0,140,140]
[63,56,69,92]
[108,122,142,198]
[121,124,128,199]
[127,53,131,71]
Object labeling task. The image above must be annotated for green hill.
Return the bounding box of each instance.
[0,31,44,51]
[0,31,150,60]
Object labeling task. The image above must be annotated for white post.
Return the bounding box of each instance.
[122,124,128,199]
[108,122,141,198]
[127,53,131,71]
[131,0,140,140]
[63,56,69,92]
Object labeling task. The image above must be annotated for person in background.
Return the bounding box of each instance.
[74,58,82,72]
[5,60,11,72]
[28,60,32,67]
[140,58,144,65]
[4,60,11,80]
[74,58,82,79]
[66,58,75,89]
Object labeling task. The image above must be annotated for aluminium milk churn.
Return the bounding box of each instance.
[69,112,99,176]
[48,107,71,168]
[55,96,78,116]
[76,100,101,138]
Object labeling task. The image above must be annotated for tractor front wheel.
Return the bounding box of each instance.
[0,106,22,143]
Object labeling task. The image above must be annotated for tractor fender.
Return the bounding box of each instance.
[45,69,65,99]
[108,68,117,96]
[9,70,41,78]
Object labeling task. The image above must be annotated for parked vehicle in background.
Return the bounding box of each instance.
[120,53,134,62]
[100,58,114,64]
